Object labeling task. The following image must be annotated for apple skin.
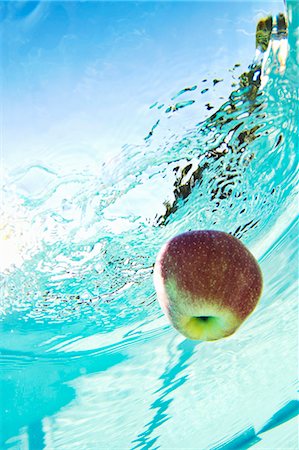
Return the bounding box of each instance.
[153,230,263,341]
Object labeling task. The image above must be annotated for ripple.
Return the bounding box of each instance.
[1,31,298,357]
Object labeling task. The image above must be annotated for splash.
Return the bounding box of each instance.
[1,19,298,336]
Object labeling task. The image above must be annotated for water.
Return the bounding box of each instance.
[1,1,298,449]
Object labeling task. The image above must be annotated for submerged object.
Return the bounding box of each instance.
[154,230,263,341]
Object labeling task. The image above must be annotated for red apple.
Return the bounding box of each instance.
[154,230,263,341]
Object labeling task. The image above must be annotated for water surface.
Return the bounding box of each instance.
[1,1,298,448]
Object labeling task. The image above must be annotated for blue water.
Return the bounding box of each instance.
[1,1,298,449]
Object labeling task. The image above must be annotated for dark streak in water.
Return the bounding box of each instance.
[258,400,299,433]
[171,85,197,100]
[213,78,223,85]
[145,120,160,141]
[131,339,198,450]
[165,100,195,113]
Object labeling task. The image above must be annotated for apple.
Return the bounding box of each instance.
[153,230,263,341]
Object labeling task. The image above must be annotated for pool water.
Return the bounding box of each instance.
[1,1,298,449]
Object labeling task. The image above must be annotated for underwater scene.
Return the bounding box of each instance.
[1,1,298,449]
